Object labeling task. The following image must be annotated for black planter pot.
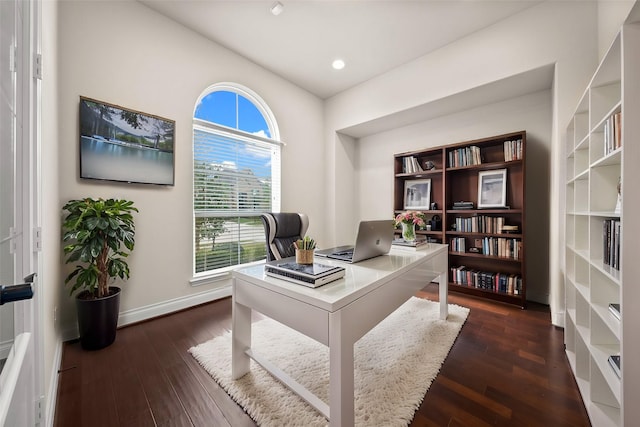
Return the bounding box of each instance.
[76,286,121,350]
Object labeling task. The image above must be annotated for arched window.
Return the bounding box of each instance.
[193,83,281,275]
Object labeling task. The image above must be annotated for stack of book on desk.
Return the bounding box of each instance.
[264,260,345,288]
[392,238,429,251]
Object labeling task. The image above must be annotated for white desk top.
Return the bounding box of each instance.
[233,243,447,312]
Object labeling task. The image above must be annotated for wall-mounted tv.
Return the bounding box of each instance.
[79,96,175,186]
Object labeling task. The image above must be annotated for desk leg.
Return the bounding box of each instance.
[329,311,354,427]
[439,272,448,320]
[232,283,252,380]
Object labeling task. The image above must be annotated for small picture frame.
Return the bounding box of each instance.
[403,179,431,210]
[477,169,507,208]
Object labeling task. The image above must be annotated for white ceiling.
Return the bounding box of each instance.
[139,0,542,99]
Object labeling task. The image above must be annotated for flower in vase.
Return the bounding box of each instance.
[394,211,426,228]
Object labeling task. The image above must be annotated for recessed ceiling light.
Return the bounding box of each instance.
[332,59,345,70]
[270,1,284,16]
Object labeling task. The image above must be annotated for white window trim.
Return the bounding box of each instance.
[193,119,285,147]
[189,259,266,287]
[193,82,281,141]
[192,83,281,280]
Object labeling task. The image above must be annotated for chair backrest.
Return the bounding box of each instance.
[260,213,309,261]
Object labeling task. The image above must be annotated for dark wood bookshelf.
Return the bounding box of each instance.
[394,130,527,308]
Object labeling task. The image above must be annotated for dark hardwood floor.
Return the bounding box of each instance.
[54,284,590,426]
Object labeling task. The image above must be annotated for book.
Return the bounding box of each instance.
[402,156,423,173]
[604,112,623,155]
[603,219,621,270]
[608,303,621,321]
[608,355,621,378]
[501,225,519,234]
[449,237,465,253]
[448,146,482,167]
[392,244,430,252]
[392,238,429,251]
[452,201,474,210]
[450,266,522,295]
[265,261,345,288]
[504,139,523,161]
[392,237,427,247]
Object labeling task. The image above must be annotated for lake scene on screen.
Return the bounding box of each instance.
[80,136,173,185]
[79,98,175,185]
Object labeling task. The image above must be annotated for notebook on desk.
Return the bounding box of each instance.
[315,220,394,263]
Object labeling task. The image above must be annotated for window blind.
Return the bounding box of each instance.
[193,124,281,273]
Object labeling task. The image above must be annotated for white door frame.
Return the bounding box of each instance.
[0,0,43,425]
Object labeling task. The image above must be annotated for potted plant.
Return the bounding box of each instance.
[293,235,316,264]
[62,198,137,350]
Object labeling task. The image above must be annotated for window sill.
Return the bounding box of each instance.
[190,271,231,287]
[190,260,266,287]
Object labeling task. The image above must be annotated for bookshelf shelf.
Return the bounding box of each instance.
[446,208,523,214]
[394,130,527,307]
[449,252,522,262]
[448,283,523,304]
[446,231,523,239]
[445,159,522,172]
[395,168,443,178]
[564,21,640,427]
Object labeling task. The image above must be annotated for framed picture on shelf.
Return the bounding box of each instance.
[403,179,431,210]
[477,169,507,208]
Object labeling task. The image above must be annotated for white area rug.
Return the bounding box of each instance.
[189,297,469,427]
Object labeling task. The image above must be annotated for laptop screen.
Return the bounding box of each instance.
[317,220,394,263]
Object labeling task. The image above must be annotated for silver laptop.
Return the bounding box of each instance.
[315,220,394,263]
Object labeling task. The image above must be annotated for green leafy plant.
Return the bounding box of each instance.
[294,235,316,250]
[62,198,138,299]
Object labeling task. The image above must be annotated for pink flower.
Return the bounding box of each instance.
[394,211,426,227]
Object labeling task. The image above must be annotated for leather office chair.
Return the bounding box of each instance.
[260,213,309,261]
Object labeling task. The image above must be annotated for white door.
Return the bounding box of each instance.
[0,0,39,425]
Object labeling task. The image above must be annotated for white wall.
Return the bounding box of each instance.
[41,0,61,420]
[356,90,552,303]
[324,1,600,324]
[598,0,636,58]
[53,0,324,334]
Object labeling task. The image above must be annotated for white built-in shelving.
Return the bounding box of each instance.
[564,20,640,427]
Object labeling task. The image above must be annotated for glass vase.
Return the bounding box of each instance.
[401,222,416,242]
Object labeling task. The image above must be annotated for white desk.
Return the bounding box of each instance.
[231,243,448,427]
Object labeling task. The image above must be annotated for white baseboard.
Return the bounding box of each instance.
[45,339,63,427]
[60,285,232,342]
[59,326,78,344]
[552,310,566,328]
[119,285,232,326]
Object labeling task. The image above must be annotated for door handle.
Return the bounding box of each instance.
[0,273,35,305]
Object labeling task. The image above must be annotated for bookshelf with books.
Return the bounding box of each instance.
[563,22,640,427]
[444,131,526,307]
[394,130,527,308]
[394,147,445,245]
